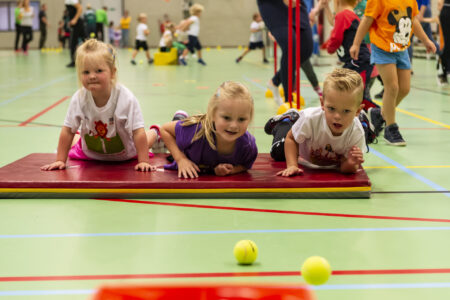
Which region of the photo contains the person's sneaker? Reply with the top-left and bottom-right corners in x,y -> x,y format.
149,125 -> 168,153
374,88 -> 384,99
263,58 -> 269,64
148,58 -> 154,64
267,80 -> 283,105
358,110 -> 377,148
179,57 -> 187,65
130,60 -> 136,65
368,107 -> 385,136
264,108 -> 300,135
384,123 -> 406,146
437,74 -> 448,86
172,110 -> 189,121
198,58 -> 206,66
66,62 -> 75,68
236,56 -> 242,63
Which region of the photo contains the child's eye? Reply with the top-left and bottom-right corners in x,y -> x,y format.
327,107 -> 335,112
223,116 -> 231,121
96,69 -> 103,73
238,117 -> 247,122
344,109 -> 351,114
82,71 -> 89,75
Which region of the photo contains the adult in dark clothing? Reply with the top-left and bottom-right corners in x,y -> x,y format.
65,0 -> 85,67
39,3 -> 48,49
257,0 -> 314,103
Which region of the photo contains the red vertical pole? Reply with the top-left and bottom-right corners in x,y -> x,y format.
288,0 -> 293,107
296,0 -> 301,109
274,41 -> 277,76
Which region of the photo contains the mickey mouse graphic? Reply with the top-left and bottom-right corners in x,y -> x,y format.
388,7 -> 413,47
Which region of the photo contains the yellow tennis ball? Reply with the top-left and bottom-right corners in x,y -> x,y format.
233,240 -> 258,265
301,256 -> 331,285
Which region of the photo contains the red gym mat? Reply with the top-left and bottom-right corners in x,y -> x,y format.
0,153 -> 371,199
93,283 -> 315,300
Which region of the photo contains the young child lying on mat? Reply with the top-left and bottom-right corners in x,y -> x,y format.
264,68 -> 367,175
160,81 -> 258,179
41,39 -> 158,172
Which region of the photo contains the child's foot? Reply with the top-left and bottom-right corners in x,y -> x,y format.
149,125 -> 168,153
263,58 -> 269,64
368,107 -> 385,136
358,110 -> 377,148
264,108 -> 300,135
130,60 -> 136,65
148,58 -> 154,64
198,58 -> 206,66
384,123 -> 406,146
236,56 -> 242,63
179,57 -> 187,65
374,88 -> 384,99
172,110 -> 189,121
267,80 -> 283,105
437,74 -> 448,86
313,85 -> 323,97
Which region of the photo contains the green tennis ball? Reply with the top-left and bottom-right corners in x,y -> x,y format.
301,256 -> 331,285
233,240 -> 258,265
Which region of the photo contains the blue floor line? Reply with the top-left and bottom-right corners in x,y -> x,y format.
1,226 -> 450,239
369,148 -> 450,197
0,74 -> 73,107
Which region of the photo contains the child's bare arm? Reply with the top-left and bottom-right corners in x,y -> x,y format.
133,127 -> 156,172
161,121 -> 200,178
277,130 -> 303,177
41,126 -> 74,171
412,18 -> 436,54
340,146 -> 364,173
350,16 -> 373,60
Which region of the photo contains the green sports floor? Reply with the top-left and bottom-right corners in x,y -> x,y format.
0,47 -> 449,299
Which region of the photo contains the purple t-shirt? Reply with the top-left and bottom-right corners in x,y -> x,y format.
165,121 -> 258,173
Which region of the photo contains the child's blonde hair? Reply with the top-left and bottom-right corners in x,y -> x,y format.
75,39 -> 117,86
323,68 -> 364,106
181,81 -> 254,150
189,3 -> 204,16
340,0 -> 358,7
138,13 -> 147,22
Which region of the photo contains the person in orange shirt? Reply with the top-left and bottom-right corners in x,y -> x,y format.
120,10 -> 131,48
350,0 -> 436,146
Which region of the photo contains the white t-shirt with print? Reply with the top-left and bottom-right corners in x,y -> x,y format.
186,15 -> 200,36
159,29 -> 172,47
249,21 -> 264,43
64,84 -> 145,161
136,23 -> 148,41
291,107 -> 366,169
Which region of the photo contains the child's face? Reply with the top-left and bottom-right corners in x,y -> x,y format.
320,88 -> 362,136
80,59 -> 115,96
213,98 -> 252,145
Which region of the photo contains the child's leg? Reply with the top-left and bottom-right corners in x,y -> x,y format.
396,68 -> 411,107
375,63 -> 398,126
146,128 -> 159,149
197,49 -> 202,59
131,49 -> 138,60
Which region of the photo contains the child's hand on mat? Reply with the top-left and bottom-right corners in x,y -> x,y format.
135,162 -> 157,172
277,165 -> 303,177
215,163 -> 233,176
347,146 -> 364,166
41,161 -> 66,171
178,158 -> 200,178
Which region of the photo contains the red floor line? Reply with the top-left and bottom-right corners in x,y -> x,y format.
1,269 -> 450,282
19,96 -> 69,127
97,199 -> 450,224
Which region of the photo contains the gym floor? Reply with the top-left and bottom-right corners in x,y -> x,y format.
0,47 -> 449,299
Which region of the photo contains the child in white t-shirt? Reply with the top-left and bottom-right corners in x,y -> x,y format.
264,68 -> 368,174
41,39 -> 158,172
131,13 -> 153,65
159,22 -> 189,65
180,3 -> 206,65
236,13 -> 268,64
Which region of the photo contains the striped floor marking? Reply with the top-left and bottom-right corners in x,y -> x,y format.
1,226 -> 450,239
98,199 -> 450,223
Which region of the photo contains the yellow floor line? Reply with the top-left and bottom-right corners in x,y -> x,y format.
373,100 -> 450,129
